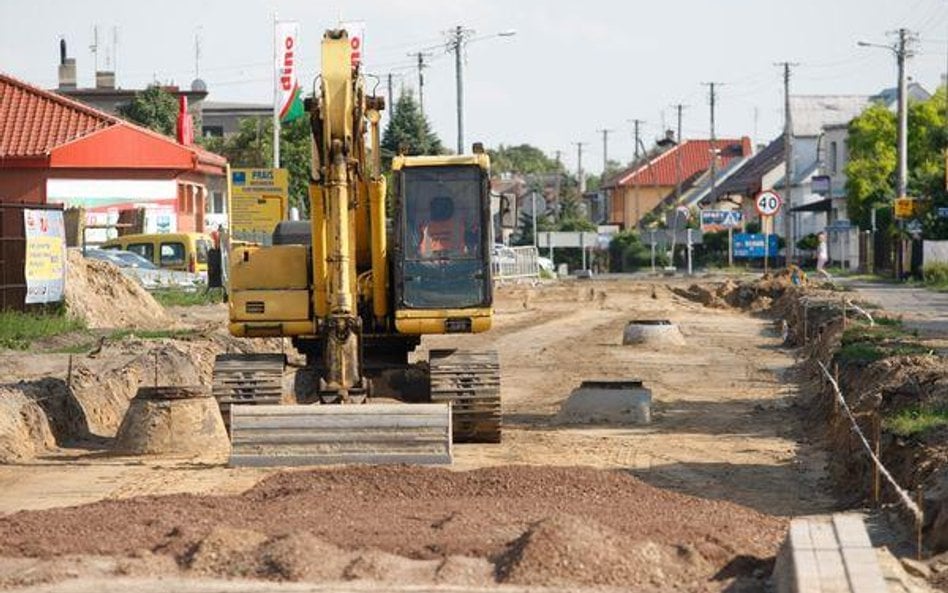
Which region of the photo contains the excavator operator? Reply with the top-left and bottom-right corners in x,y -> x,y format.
418,196 -> 477,258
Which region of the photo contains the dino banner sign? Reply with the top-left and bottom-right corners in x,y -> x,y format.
341,21 -> 365,68
275,20 -> 303,123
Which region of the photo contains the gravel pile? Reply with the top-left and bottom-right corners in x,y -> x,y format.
0,465 -> 785,590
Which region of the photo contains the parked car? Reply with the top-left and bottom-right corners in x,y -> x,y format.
100,232 -> 212,273
103,250 -> 158,270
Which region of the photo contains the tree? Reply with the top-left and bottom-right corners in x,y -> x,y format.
381,91 -> 442,168
846,90 -> 948,237
117,86 -> 178,136
198,116 -> 312,215
488,144 -> 557,175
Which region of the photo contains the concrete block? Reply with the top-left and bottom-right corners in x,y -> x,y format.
832,514 -> 872,549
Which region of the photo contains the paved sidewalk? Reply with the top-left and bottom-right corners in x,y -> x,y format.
843,281 -> 948,338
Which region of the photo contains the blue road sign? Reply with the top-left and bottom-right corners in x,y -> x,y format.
732,233 -> 779,259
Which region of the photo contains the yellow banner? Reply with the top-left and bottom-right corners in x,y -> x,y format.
26,236 -> 64,280
230,168 -> 288,234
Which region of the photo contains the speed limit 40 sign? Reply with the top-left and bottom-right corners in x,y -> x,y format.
755,190 -> 782,216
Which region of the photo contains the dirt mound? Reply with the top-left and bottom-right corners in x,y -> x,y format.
673,273 -> 802,312
65,249 -> 172,329
114,387 -> 229,459
258,531 -> 351,581
187,527 -> 268,578
0,387 -> 56,462
0,466 -> 786,588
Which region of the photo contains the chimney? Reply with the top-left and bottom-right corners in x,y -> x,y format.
57,39 -> 76,89
176,95 -> 194,145
95,70 -> 115,89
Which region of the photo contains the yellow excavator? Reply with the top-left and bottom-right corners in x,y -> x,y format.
212,29 -> 500,466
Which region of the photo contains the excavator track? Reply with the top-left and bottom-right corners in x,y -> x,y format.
211,353 -> 286,431
429,349 -> 501,443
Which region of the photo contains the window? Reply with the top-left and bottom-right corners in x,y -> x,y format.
398,165 -> 489,310
202,125 -> 224,137
160,242 -> 186,266
127,243 -> 154,261
830,141 -> 838,175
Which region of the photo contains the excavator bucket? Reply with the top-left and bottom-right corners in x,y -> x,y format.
228,403 -> 453,467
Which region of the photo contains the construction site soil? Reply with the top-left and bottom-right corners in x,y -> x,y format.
0,465 -> 783,591
5,260 -> 946,591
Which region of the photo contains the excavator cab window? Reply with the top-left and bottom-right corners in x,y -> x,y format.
396,164 -> 491,310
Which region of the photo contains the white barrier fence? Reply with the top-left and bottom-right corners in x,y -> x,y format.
492,246 -> 540,280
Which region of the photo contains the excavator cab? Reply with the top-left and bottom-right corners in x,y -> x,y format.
392,156 -> 494,335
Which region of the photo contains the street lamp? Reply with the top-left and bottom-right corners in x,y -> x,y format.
448,27 -> 517,154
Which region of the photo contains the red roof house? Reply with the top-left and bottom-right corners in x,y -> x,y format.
602,138 -> 752,229
0,72 -> 227,239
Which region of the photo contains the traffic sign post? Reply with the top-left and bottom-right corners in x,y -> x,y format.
755,191 -> 782,273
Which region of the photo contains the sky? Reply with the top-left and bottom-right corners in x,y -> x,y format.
2,0 -> 947,174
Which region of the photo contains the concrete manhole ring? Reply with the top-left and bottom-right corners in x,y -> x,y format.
622,319 -> 685,346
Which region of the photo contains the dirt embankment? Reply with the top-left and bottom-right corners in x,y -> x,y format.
0,465 -> 785,592
1,251 -> 284,463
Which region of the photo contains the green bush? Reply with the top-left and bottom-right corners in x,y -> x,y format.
922,262 -> 948,286
797,233 -> 819,251
885,405 -> 948,437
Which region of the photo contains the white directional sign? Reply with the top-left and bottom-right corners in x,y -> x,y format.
755,190 -> 782,216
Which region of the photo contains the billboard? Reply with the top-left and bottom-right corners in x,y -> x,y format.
229,168 -> 289,239
700,210 -> 743,232
23,209 -> 66,304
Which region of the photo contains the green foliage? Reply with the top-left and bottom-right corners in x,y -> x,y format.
838,321 -> 929,363
488,144 -> 558,175
797,233 -> 820,251
117,86 -> 178,136
885,405 -> 948,437
198,117 -> 312,215
846,89 -> 948,237
608,230 -> 664,272
922,262 -> 948,287
381,91 -> 442,167
0,307 -> 85,350
151,288 -> 225,307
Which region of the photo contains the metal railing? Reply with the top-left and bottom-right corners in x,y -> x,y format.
492,245 -> 541,280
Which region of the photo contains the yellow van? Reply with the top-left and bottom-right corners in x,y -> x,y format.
101,232 -> 213,273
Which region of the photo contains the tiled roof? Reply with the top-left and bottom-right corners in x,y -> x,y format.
607,138 -> 752,189
0,72 -> 116,158
0,72 -> 225,170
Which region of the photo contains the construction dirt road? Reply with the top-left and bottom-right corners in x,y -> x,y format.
0,275 -> 900,592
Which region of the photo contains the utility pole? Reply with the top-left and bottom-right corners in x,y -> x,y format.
702,83 -> 722,200
598,129 -> 613,178
554,150 -> 563,203
629,119 -> 645,228
858,29 -> 917,279
671,104 -> 687,202
895,29 -> 913,200
776,62 -> 799,263
411,51 -> 432,116
387,73 -> 394,121
448,26 -> 474,154
574,142 -> 587,194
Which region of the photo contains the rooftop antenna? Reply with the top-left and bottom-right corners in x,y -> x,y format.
194,26 -> 203,78
112,26 -> 119,80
